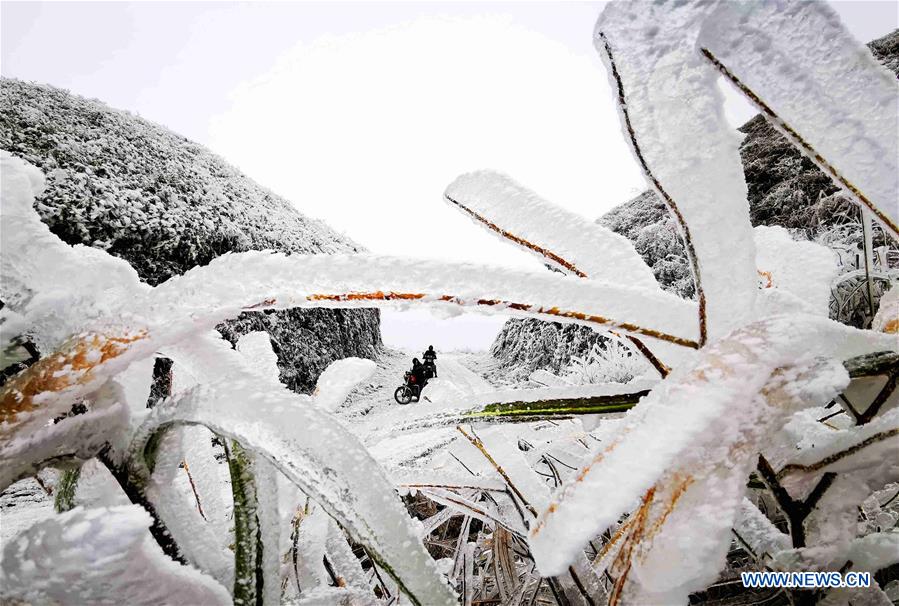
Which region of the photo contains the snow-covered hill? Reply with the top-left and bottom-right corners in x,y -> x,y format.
492,29 -> 899,381
0,78 -> 381,392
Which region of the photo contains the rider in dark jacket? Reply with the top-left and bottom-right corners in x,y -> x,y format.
423,345 -> 437,377
411,358 -> 427,392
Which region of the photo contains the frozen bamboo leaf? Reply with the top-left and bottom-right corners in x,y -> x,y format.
0,151 -> 149,353
293,502 -> 330,591
445,170 -> 659,288
773,406 -> 899,496
325,517 -> 372,592
135,335 -> 456,606
253,453 -> 282,606
468,426 -> 551,513
144,427 -> 234,590
733,497 -> 791,562
380,381 -> 656,436
143,251 -> 699,348
697,1 -> 899,236
0,382 -> 129,491
529,315 -> 893,601
597,1 -> 758,342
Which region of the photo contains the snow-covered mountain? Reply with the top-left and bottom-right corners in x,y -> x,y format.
0,78 -> 381,393
492,29 -> 899,381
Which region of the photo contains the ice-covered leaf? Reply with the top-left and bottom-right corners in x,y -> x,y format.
144,251 -> 700,348
0,381 -> 128,491
596,1 -> 758,342
698,1 -> 899,236
529,315 -> 893,601
733,497 -> 791,562
136,335 -> 456,605
144,425 -> 234,590
0,151 -> 148,352
378,380 -> 656,435
445,170 -> 660,288
773,406 -> 899,497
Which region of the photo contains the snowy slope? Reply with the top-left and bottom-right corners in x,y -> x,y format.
0,78 -> 381,392
492,29 -> 899,379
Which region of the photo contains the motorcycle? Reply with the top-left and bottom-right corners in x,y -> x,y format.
394,371 -> 421,405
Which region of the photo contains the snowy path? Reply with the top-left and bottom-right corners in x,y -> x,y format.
338,351 -> 496,469
434,357 -> 492,394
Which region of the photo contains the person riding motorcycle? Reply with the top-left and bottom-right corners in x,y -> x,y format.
410,358 -> 428,394
422,345 -> 437,378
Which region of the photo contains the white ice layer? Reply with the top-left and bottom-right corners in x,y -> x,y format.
528,315 -> 893,598
596,1 -> 758,340
0,151 -> 149,353
698,1 -> 899,232
236,331 -> 281,383
734,497 -> 791,561
0,385 -> 129,491
143,251 -> 698,348
753,225 -> 839,317
0,505 -> 231,605
445,170 -> 660,288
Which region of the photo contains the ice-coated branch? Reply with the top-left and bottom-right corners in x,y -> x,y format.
757,454 -> 835,548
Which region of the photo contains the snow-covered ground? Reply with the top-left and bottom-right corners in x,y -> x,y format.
336,349 -> 501,468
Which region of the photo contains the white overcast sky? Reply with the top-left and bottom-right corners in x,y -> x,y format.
2,1 -> 897,352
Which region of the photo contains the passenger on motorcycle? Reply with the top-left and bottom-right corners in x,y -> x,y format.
410,357 -> 428,391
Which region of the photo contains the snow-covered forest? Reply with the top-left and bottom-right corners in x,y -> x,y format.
1,2 -> 898,606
